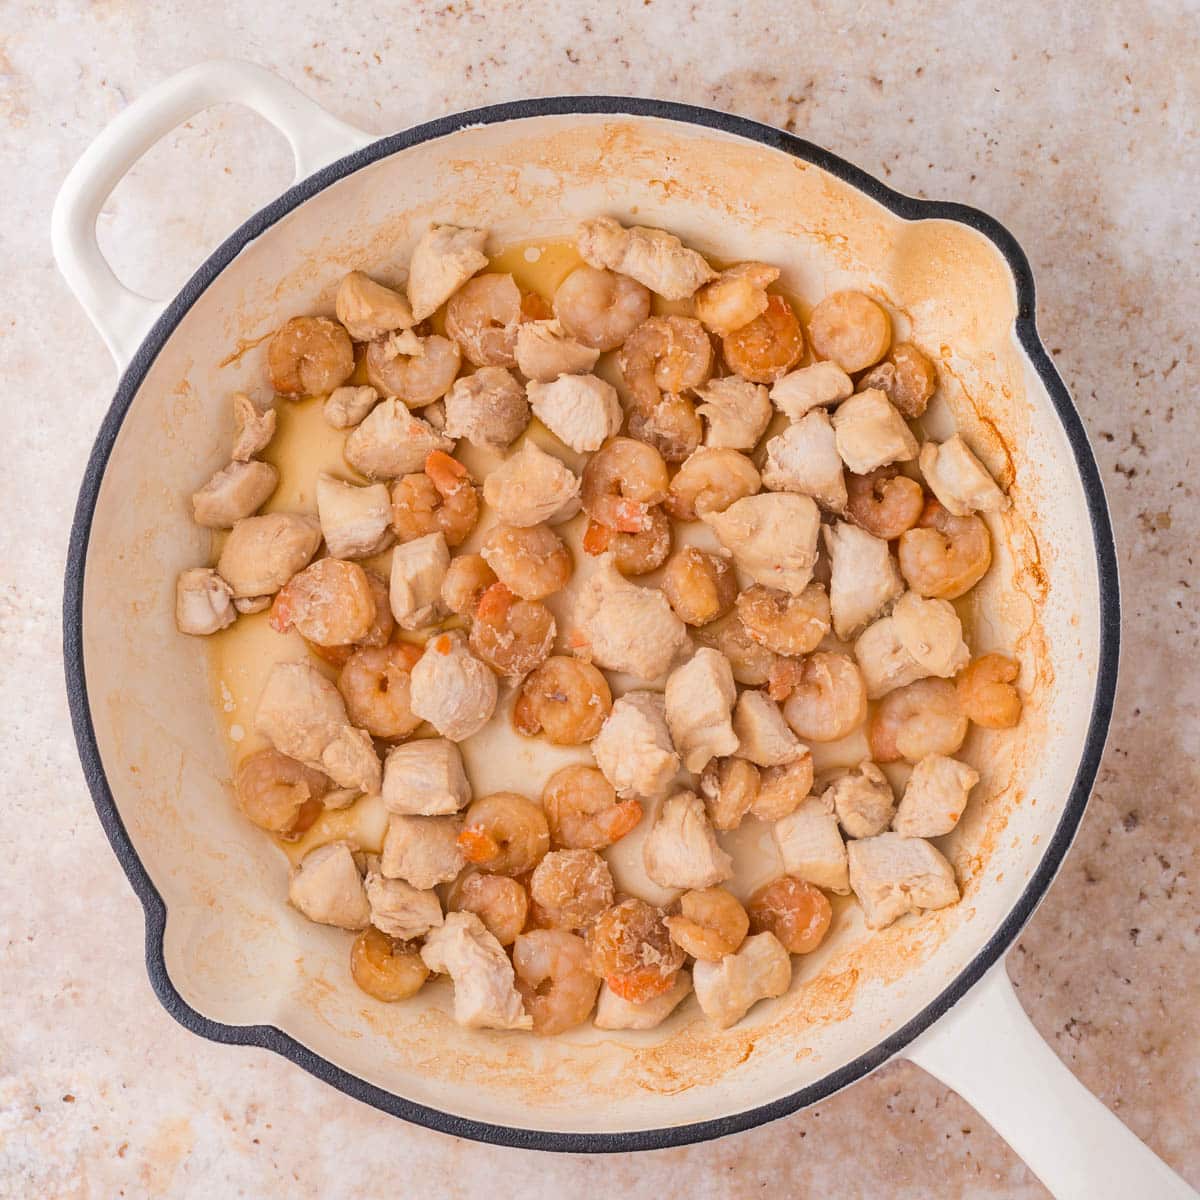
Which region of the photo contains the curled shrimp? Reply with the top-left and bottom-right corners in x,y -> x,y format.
513,657 -> 613,745
665,887 -> 749,962
694,262 -> 780,336
582,508 -> 671,575
626,392 -> 704,463
700,755 -> 761,830
736,583 -> 831,657
665,447 -> 760,521
617,315 -> 713,409
457,792 -> 550,875
350,926 -> 429,1001
337,641 -> 424,739
806,290 -> 891,373
269,558 -> 376,647
441,553 -> 498,616
661,546 -> 738,626
391,450 -> 480,547
553,264 -> 651,351
694,610 -> 778,686
365,332 -> 462,407
444,273 -> 531,367
868,677 -> 968,763
580,437 -> 670,532
747,876 -> 832,954
468,582 -> 556,678
304,568 -> 394,666
898,498 -> 992,599
234,748 -> 329,837
268,316 -> 354,397
956,653 -> 1022,728
529,849 -> 615,930
446,869 -> 529,946
777,652 -> 868,743
542,764 -> 642,849
846,466 -> 926,539
480,522 -> 573,600
751,752 -> 815,821
513,929 -> 601,1035
721,294 -> 804,383
589,897 -> 684,1002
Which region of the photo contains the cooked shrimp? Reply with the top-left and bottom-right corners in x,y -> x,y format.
956,653 -> 1022,728
626,392 -> 704,463
541,764 -> 642,849
617,315 -> 713,409
747,876 -> 832,954
694,611 -> 778,686
898,498 -> 992,600
868,677 -> 968,763
365,333 -> 462,407
582,508 -> 671,575
457,792 -> 550,875
446,870 -> 529,946
580,437 -> 670,532
441,553 -> 498,616
846,466 -> 925,539
268,316 -> 354,396
444,273 -> 528,367
700,756 -> 761,830
721,294 -> 804,383
807,290 -> 891,373
391,450 -> 480,547
778,652 -> 868,743
752,754 -> 815,821
588,897 -> 685,1002
529,849 -> 615,930
234,748 -> 329,837
661,546 -> 738,626
306,569 -> 394,665
480,522 -> 573,600
337,641 -> 424,739
694,262 -> 780,336
553,264 -> 651,351
269,558 -> 376,647
513,659 -> 613,746
468,582 -> 556,678
860,341 -> 938,418
736,583 -> 831,657
350,926 -> 430,1001
513,929 -> 601,1035
665,447 -> 760,521
665,887 -> 750,961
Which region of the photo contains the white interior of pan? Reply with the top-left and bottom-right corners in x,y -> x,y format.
81,113 -> 1102,1132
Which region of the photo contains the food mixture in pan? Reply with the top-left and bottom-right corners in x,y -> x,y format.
178,216 -> 1022,1035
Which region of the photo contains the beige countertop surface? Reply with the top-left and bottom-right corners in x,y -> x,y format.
1,2 -> 1196,1196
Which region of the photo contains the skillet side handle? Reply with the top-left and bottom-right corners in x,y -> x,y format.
51,59 -> 374,368
905,962 -> 1196,1200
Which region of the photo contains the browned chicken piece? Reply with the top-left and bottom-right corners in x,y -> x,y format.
853,592 -> 969,699
481,440 -> 581,527
324,385 -> 378,430
761,410 -> 847,512
695,377 -> 772,451
665,648 -> 739,773
514,320 -> 601,381
191,460 -> 278,528
823,521 -> 904,641
389,531 -> 449,630
892,754 -> 979,838
175,567 -> 236,636
694,611 -> 778,686
772,794 -> 850,893
526,374 -> 622,452
858,342 -> 938,419
831,388 -> 919,475
287,842 -> 370,930
231,392 -> 276,460
443,367 -> 530,450
692,932 -> 791,1029
643,791 -> 734,891
591,691 -> 679,800
769,361 -> 853,420
702,493 -> 821,596
576,216 -> 716,300
335,270 -> 415,341
216,512 -> 321,598
732,689 -> 802,767
380,814 -> 465,889
344,400 -> 454,479
846,833 -> 959,929
918,436 -> 1010,516
406,225 -> 489,322
409,632 -> 498,741
825,762 -> 895,839
381,738 -> 471,815
593,970 -> 693,1030
364,869 -> 443,940
316,473 -> 392,559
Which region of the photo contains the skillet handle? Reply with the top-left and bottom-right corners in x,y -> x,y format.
905,962 -> 1196,1199
51,59 -> 374,368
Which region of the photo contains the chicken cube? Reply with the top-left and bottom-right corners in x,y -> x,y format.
854,593 -> 969,699
389,531 -> 450,630
481,440 -> 581,527
381,738 -> 471,815
406,225 -> 489,322
665,648 -> 739,773
594,970 -> 693,1030
761,410 -> 847,511
692,932 -> 791,1029
443,367 -> 530,450
175,567 -> 236,636
335,270 -> 415,341
576,216 -> 716,300
231,392 -> 276,460
526,373 -> 622,453
364,870 -> 443,940
772,794 -> 849,893
216,512 -> 321,598
702,493 -> 821,595
191,460 -> 278,529
853,616 -> 927,699
380,814 -> 465,889
643,791 -> 734,891
514,319 -> 601,382
893,754 -> 979,838
316,473 -> 392,559
591,691 -> 679,800
409,632 -> 498,741
324,385 -> 379,430
919,435 -> 1010,517
695,377 -> 772,451
288,842 -> 370,930
846,832 -> 959,929
732,689 -> 802,767
344,400 -> 454,479
831,388 -> 919,475
769,361 -> 854,420
825,762 -> 895,839
823,521 -> 904,640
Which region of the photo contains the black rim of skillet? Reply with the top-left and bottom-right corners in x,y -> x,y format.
62,95 -> 1120,1153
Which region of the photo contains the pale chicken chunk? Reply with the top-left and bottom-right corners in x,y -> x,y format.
576,215 -> 716,300
443,367 -> 529,450
344,400 -> 454,479
514,319 -> 601,382
406,225 -> 489,322
823,521 -> 904,640
175,567 -> 236,636
592,691 -> 679,800
919,435 -> 1010,516
692,932 -> 791,1029
852,615 -> 927,699
316,473 -> 392,559
420,911 -> 532,1030
216,513 -> 321,598
846,833 -> 959,929
191,460 -> 278,528
702,493 -> 821,595
761,410 -> 847,511
772,794 -> 849,893
769,361 -> 854,420
695,377 -> 772,451
825,762 -> 895,839
382,738 -> 471,815
893,754 -> 979,838
288,842 -> 370,930
380,814 -> 465,889
643,791 -> 733,891
831,388 -> 919,475
594,970 -> 693,1031
335,270 -> 415,341
482,440 -> 581,527
854,593 -> 969,699
324,385 -> 378,430
231,392 -> 276,460
732,689 -> 802,767
409,632 -> 498,741
389,531 -> 450,630
526,373 -> 622,453
665,648 -> 738,773
364,870 -> 443,940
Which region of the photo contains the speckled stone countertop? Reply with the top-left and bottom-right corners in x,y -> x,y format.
1,2 -> 1196,1196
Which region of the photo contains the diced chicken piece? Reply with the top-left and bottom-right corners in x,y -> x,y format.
420,911 -> 532,1030
761,410 -> 847,511
773,794 -> 849,893
573,557 -> 688,679
344,400 -> 454,479
255,662 -> 382,793
893,754 -> 979,838
853,616 -> 926,699
335,270 -> 415,341
694,262 -> 779,336
695,377 -> 772,451
231,392 -> 276,460
380,814 -> 465,889
702,493 -> 821,595
482,440 -> 581,527
769,361 -> 854,420
191,460 -> 278,529
287,843 -> 370,930
324,385 -> 379,430
854,593 -> 969,699
175,567 -> 236,636
443,367 -> 530,451
514,319 -> 601,381
406,225 -> 489,322
576,215 -> 716,300
594,970 -> 693,1030
732,689 -> 802,767
216,513 -> 322,598
692,932 -> 791,1029
665,648 -> 738,773
382,738 -> 471,815
643,791 -> 733,891
831,388 -> 919,475
526,373 -> 622,453
823,521 -> 904,640
389,531 -> 450,630
316,473 -> 392,559
364,870 -> 443,940
592,691 -> 679,800
919,435 -> 1010,516
825,762 -> 895,839
409,632 -> 498,741
846,833 -> 959,929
